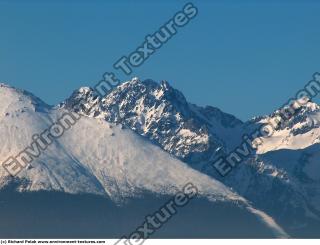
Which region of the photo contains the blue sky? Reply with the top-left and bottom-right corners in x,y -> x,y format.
0,0 -> 320,120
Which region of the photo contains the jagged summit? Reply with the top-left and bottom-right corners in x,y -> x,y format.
62,78 -> 244,164
273,96 -> 320,118
248,96 -> 320,155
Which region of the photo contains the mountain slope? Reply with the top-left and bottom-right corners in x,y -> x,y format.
61,78 -> 320,236
257,144 -> 320,236
63,78 -> 243,167
0,83 -> 288,238
248,99 -> 320,154
0,83 -> 240,200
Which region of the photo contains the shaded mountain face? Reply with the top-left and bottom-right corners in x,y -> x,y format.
256,144 -> 320,234
228,98 -> 320,233
62,78 -> 320,236
223,99 -> 320,232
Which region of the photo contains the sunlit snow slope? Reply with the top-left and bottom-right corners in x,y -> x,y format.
0,83 -> 289,238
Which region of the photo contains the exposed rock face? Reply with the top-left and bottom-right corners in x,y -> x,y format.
63,78 -> 243,165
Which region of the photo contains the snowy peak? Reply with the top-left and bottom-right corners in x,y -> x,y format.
157,79 -> 189,107
250,97 -> 320,154
0,83 -> 50,117
271,97 -> 320,125
63,78 -> 245,164
116,77 -> 189,111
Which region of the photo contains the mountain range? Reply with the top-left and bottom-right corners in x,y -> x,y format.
1,78 -> 320,238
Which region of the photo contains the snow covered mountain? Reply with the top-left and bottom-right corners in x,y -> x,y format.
61,77 -> 320,237
0,83 -> 242,200
237,99 -> 320,236
62,78 -> 244,168
2,78 -> 320,237
0,82 -> 288,238
248,98 -> 320,154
